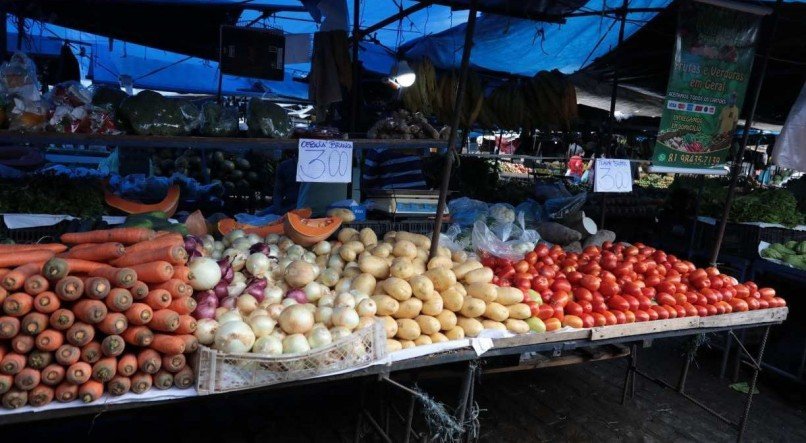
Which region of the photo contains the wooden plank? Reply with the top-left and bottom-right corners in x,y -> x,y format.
590,317 -> 699,341
698,307 -> 788,328
492,328 -> 590,349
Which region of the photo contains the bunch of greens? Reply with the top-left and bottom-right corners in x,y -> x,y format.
0,175 -> 105,217
729,188 -> 804,226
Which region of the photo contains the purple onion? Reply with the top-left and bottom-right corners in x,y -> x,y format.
220,296 -> 237,309
194,290 -> 217,306
193,303 -> 217,319
189,249 -> 203,259
218,258 -> 234,283
184,236 -> 199,253
245,278 -> 268,301
249,242 -> 270,255
213,280 -> 229,299
286,289 -> 308,304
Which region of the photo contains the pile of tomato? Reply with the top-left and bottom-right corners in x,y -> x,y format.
481,242 -> 786,331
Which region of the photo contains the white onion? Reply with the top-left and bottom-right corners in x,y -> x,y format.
318,268 -> 340,287
310,264 -> 321,280
232,237 -> 252,252
269,329 -> 286,341
356,298 -> 377,317
278,237 -> 294,251
194,318 -> 219,345
228,250 -> 248,271
334,292 -> 356,308
232,271 -> 247,285
278,304 -> 315,334
357,316 -> 376,330
265,233 -> 280,244
224,229 -> 245,246
302,303 -> 317,313
276,281 -> 289,292
331,307 -> 360,330
335,277 -> 353,293
281,298 -> 298,307
350,290 -> 369,303
285,261 -> 316,288
217,310 -> 242,324
315,306 -> 334,326
188,257 -> 222,291
313,241 -> 331,256
248,308 -> 269,320
245,253 -> 271,278
245,233 -> 262,245
213,320 -> 255,353
327,255 -> 345,270
303,282 -> 325,303
267,244 -> 281,259
214,307 -> 229,319
211,251 -> 222,260
287,245 -> 305,257
342,267 -> 360,279
329,326 -> 352,340
213,240 -> 225,252
248,315 -> 277,337
302,251 -> 317,264
266,303 -> 285,320
252,335 -> 283,355
318,293 -> 335,308
282,333 -> 311,354
236,294 -> 259,315
263,286 -> 284,305
306,327 -> 332,349
227,281 -> 246,298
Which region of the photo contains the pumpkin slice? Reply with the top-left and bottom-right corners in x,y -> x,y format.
217,208 -> 313,237
284,212 -> 342,247
105,185 -> 181,217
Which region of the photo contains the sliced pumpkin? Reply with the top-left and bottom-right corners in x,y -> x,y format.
104,185 -> 181,217
217,208 -> 313,237
284,212 -> 342,247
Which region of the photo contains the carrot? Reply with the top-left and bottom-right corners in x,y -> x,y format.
125,234 -> 182,255
101,335 -> 125,357
0,243 -> 67,254
125,303 -> 153,325
14,368 -> 40,390
0,316 -> 20,338
91,357 -> 117,382
62,228 -> 155,245
55,345 -> 80,366
73,299 -> 108,324
83,277 -> 110,300
21,312 -> 48,335
42,257 -> 69,281
2,263 -> 43,291
23,275 -> 49,296
130,281 -> 150,300
1,353 -> 26,375
49,309 -> 75,330
0,286 -> 7,305
0,344 -> 5,361
66,322 -> 95,347
41,364 -> 65,386
137,349 -> 162,374
172,266 -> 190,283
11,335 -> 34,354
0,250 -> 54,268
3,292 -> 33,317
80,342 -> 102,364
35,330 -> 64,352
149,309 -> 179,332
0,375 -> 11,396
131,372 -> 153,394
173,366 -> 194,389
153,369 -> 174,390
111,245 -> 188,268
63,258 -> 109,275
168,296 -> 197,316
152,279 -> 190,299
144,289 -> 172,310
33,291 -> 59,314
161,354 -> 186,373
63,242 -> 125,262
98,312 -> 128,335
105,288 -> 133,312
108,375 -> 131,396
89,266 -> 137,288
117,354 -> 138,377
78,380 -> 104,403
55,381 -> 78,403
175,315 -> 197,335
54,276 -> 84,301
121,326 -> 154,347
2,389 -> 28,409
29,384 -> 54,407
129,261 -> 174,283
65,362 -> 92,384
150,334 -> 186,355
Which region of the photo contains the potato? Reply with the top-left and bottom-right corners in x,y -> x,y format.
338,228 -> 359,243
339,247 -> 357,262
351,273 -> 377,296
436,310 -> 457,331
373,283 -> 387,296
427,256 -> 453,270
463,267 -> 494,284
383,277 -> 413,301
507,303 -> 531,320
395,298 -> 423,319
452,250 -> 468,263
483,302 -> 509,322
452,260 -> 482,280
410,275 -> 435,301
389,257 -> 415,280
328,208 -> 356,223
384,256 -> 394,267
436,246 -> 452,258
386,339 -> 402,352
460,297 -> 487,318
429,332 -> 449,343
411,259 -> 427,275
380,315 -> 398,338
400,340 -> 416,349
481,320 -> 507,331
359,255 -> 389,279
383,231 -> 397,242
467,283 -> 497,303
415,315 -> 441,335
415,248 -> 429,262
359,228 -> 378,247
344,240 -> 365,254
372,295 -> 399,316
457,317 -> 483,337
421,296 -> 443,316
425,268 -> 457,292
455,283 -> 467,296
496,287 -> 525,306
505,319 -> 530,334
342,266 -> 361,279
357,316 -> 376,330
392,240 -> 417,259
371,244 -> 391,258
414,335 -> 433,346
357,251 -> 372,262
396,319 -> 421,340
440,286 -> 464,312
395,231 -> 431,249
445,326 -> 465,340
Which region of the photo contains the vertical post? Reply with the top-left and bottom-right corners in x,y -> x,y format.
0,9 -> 7,61
737,326 -> 771,442
217,26 -> 224,103
710,0 -> 781,265
350,0 -> 361,133
429,1 -> 478,259
686,174 -> 706,258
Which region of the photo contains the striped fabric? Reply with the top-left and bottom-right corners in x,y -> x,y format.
362,148 -> 427,190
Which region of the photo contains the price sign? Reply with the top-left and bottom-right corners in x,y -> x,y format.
296,139 -> 353,183
593,158 -> 633,193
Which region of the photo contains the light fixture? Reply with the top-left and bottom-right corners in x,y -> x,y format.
389,60 -> 416,88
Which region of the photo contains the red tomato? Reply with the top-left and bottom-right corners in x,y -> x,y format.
580,313 -> 595,328
773,297 -> 787,307
572,287 -> 593,302
728,298 -> 749,312
589,300 -> 607,313
634,309 -> 650,322
531,276 -> 550,292
721,286 -> 736,301
636,295 -> 652,311
551,279 -> 571,293
525,251 -> 538,265
592,291 -> 605,304
708,275 -> 724,289
600,281 -> 621,297
746,297 -> 761,310
562,315 -> 584,329
702,289 -> 720,305
759,288 -> 776,298
705,304 -> 718,316
695,293 -> 708,307
651,306 -> 669,320
580,275 -> 601,292
612,310 -> 627,324
565,301 -> 584,317
623,310 -> 636,323
551,290 -> 570,308
641,287 -> 657,299
514,272 -> 533,281
714,302 -> 726,315
674,292 -> 688,305
682,302 -> 699,317
689,269 -> 707,282
590,312 -> 607,327
704,266 -> 719,277
757,298 -> 769,309
514,260 -> 529,274
691,277 -> 710,290
746,281 -> 758,292
664,305 -> 678,319
544,317 -> 561,331
537,304 -> 555,320
529,302 -> 542,318
602,310 -> 618,325
717,300 -> 733,313
553,306 -> 565,321
657,281 -> 676,296
539,267 -> 556,279
541,289 -> 554,303
674,305 -> 687,318
622,295 -> 640,312
607,295 -> 630,311
565,271 -> 583,284
499,265 -> 516,279
622,281 -> 642,297
657,293 -> 676,306
542,257 -> 555,266
686,292 -> 699,304
515,278 -> 531,290
577,300 -> 593,313
695,305 -> 708,317
600,271 -> 617,282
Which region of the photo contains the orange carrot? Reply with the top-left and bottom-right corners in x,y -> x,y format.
112,245 -> 188,268
129,261 -> 174,283
60,258 -> 108,275
66,322 -> 95,347
125,303 -> 153,325
131,372 -> 153,394
26,349 -> 52,369
0,316 -> 20,339
150,309 -> 179,332
21,312 -> 48,335
35,330 -> 64,352
121,326 -> 154,347
2,263 -> 43,291
168,296 -> 196,315
175,315 -> 197,335
11,335 -> 34,354
105,288 -> 133,312
63,242 -> 125,262
62,228 -> 155,245
151,279 -> 190,299
108,375 -> 131,396
14,367 -> 40,390
80,342 -> 102,364
92,357 -> 117,382
161,354 -> 186,373
150,334 -> 186,355
29,384 -> 54,407
55,345 -> 80,366
173,366 -> 194,389
172,266 -> 190,283
0,374 -> 11,395
41,364 -> 65,386
2,389 -> 28,409
0,343 -> 4,361
0,286 -> 7,305
144,289 -> 172,310
0,250 -> 54,268
0,243 -> 67,254
137,349 -> 162,374
1,353 -> 26,375
55,382 -> 78,403
32,291 -> 59,314
178,334 -> 198,353
49,309 -> 74,330
101,335 -> 125,358
89,266 -> 137,288
66,362 -> 92,384
41,257 -> 69,281
117,354 -> 138,377
78,380 -> 104,403
3,292 -> 33,317
130,281 -> 149,300
54,276 -> 84,301
97,312 -> 128,335
154,369 -> 174,390
72,299 -> 108,324
125,234 -> 182,255
25,276 -> 50,297
83,277 -> 111,300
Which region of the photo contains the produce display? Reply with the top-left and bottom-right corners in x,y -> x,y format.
150,148 -> 276,195
0,175 -> 106,218
760,240 -> 806,270
366,109 -> 441,140
498,162 -> 532,175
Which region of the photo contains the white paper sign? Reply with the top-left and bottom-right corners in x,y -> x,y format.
296,139 -> 353,183
594,158 -> 633,193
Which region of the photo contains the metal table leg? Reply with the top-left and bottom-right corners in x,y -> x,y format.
720,331 -> 733,379
737,326 -> 771,442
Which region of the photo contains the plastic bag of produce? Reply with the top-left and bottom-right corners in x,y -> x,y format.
48,81 -> 92,107
448,197 -> 489,227
118,90 -> 199,136
0,53 -> 41,101
515,199 -> 546,225
247,98 -> 291,138
534,180 -> 572,202
545,192 -> 587,220
91,85 -> 129,115
199,101 -> 239,137
488,202 -> 516,223
472,212 -> 539,260
8,96 -> 48,131
439,223 -> 473,252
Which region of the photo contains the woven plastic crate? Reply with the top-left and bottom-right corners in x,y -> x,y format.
759,227 -> 806,244
392,220 -> 446,235
194,323 -> 386,395
345,220 -> 392,238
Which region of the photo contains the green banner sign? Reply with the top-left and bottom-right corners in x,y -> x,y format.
652,0 -> 765,168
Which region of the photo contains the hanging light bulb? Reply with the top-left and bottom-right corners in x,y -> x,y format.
389,60 -> 416,88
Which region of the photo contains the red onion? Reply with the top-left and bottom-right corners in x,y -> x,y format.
184,236 -> 199,252
213,281 -> 229,299
189,249 -> 203,259
285,289 -> 308,304
220,296 -> 237,309
218,259 -> 234,283
250,242 -> 270,255
245,278 -> 268,301
193,303 -> 217,319
194,290 -> 218,307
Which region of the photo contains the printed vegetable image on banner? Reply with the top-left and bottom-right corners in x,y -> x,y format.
652,0 -> 767,168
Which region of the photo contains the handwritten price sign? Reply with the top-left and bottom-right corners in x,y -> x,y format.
594,158 -> 633,193
296,139 -> 353,183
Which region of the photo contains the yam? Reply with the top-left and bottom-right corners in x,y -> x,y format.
358,255 -> 389,279
467,283 -> 497,303
505,319 -> 530,334
395,319 -> 420,341
536,222 -> 582,246
372,295 -> 399,316
440,286 -> 464,312
389,258 -> 415,280
425,268 -> 457,292
415,315 -> 441,335
481,320 -> 507,331
507,303 -> 531,320
436,310 -> 457,331
409,275 -> 435,301
496,287 -> 525,306
483,302 -> 509,322
582,230 -> 617,248
568,213 -> 597,238
462,267 -> 493,284
395,298 -> 422,319
386,339 -> 402,352
445,326 -> 464,340
457,317 -> 483,337
460,297 -> 486,318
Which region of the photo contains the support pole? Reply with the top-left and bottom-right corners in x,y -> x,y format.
737,326 -> 771,442
686,175 -> 706,258
0,9 -> 7,61
429,0 -> 478,259
350,0 -> 361,132
710,0 -> 781,265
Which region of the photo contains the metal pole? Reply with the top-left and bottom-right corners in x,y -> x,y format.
737,326 -> 771,442
350,0 -> 361,132
428,1 -> 478,259
686,174 -> 706,258
710,0 -> 781,265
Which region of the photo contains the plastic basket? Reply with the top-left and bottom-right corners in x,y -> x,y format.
392,220 -> 446,235
0,220 -> 68,244
759,227 -> 806,244
345,220 -> 392,238
194,323 -> 386,395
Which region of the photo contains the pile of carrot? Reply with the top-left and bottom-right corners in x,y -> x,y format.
0,227 -> 197,410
